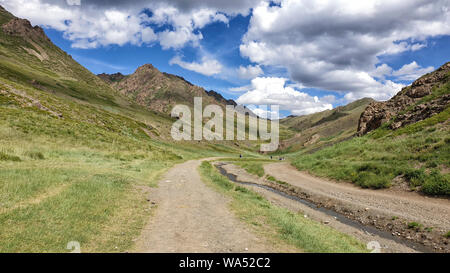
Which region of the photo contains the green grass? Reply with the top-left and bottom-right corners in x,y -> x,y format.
0,107 -> 238,253
277,98 -> 373,154
199,161 -> 367,253
266,175 -> 289,186
0,72 -> 246,253
288,79 -> 449,195
0,137 -> 181,252
0,124 -> 236,252
0,79 -> 238,252
407,222 -> 422,231
0,11 -> 262,253
393,107 -> 450,137
215,157 -> 281,178
291,115 -> 450,195
0,150 -> 21,161
23,151 -> 45,160
397,81 -> 449,117
235,161 -> 265,177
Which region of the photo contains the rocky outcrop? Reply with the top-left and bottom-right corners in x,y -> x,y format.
97,73 -> 126,84
206,90 -> 237,106
357,62 -> 450,136
1,17 -> 50,43
1,15 -> 53,63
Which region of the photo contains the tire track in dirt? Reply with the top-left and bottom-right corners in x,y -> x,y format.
263,162 -> 450,252
217,162 -> 420,253
265,163 -> 450,230
133,159 -> 294,253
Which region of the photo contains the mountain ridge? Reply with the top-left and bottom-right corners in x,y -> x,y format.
278,98 -> 375,153
98,64 -> 237,114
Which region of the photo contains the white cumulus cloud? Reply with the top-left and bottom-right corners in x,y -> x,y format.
169,56 -> 222,76
3,0 -> 449,112
370,61 -> 435,82
0,0 -> 237,49
240,0 -> 450,101
236,77 -> 334,116
237,64 -> 263,79
392,61 -> 435,81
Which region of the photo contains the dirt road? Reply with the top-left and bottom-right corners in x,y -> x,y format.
264,163 -> 450,231
260,162 -> 449,252
218,163 -> 419,253
133,159 -> 292,253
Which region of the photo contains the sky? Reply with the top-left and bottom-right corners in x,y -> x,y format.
1,0 -> 449,117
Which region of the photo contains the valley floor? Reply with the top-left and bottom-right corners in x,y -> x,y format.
215,161 -> 449,252
264,163 -> 450,232
134,158 -> 369,253
133,159 -> 294,253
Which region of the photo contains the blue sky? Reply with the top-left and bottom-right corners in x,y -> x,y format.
44,15 -> 254,96
3,0 -> 450,117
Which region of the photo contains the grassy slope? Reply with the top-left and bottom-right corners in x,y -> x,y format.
280,98 -> 373,130
290,83 -> 450,196
0,77 -> 238,252
277,98 -> 374,154
199,161 -> 367,253
0,8 -> 244,252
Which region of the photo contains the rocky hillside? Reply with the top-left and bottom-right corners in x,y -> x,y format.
98,65 -> 236,114
0,4 -> 238,120
0,5 -> 130,109
358,62 -> 450,135
205,90 -> 237,106
291,63 -> 449,197
0,5 -> 251,254
279,98 -> 374,153
0,5 -> 182,140
0,5 -> 258,149
97,72 -> 126,84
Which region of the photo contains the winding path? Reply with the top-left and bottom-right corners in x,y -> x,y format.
264,163 -> 450,231
133,159 -> 290,253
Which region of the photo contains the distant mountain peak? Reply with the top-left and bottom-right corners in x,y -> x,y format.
135,63 -> 156,72
98,63 -> 238,114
